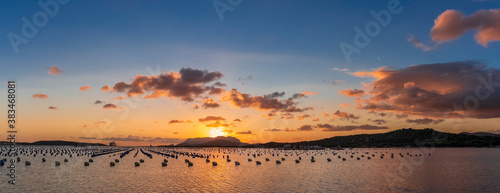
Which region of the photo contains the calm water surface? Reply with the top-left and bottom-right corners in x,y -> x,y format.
0,147 -> 499,192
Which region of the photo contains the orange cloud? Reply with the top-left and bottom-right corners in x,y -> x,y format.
297,125 -> 313,131
236,130 -> 252,134
340,103 -> 350,108
101,85 -> 111,92
317,124 -> 388,132
33,93 -> 48,99
338,89 -> 364,97
110,68 -> 223,101
168,120 -> 185,125
344,61 -> 500,119
301,91 -> 319,96
80,85 -> 91,91
94,121 -> 107,124
48,106 -> 58,110
198,116 -> 226,122
202,98 -> 220,109
332,110 -> 361,121
48,65 -> 63,75
350,67 -> 395,79
406,118 -> 444,125
296,114 -> 311,120
103,103 -> 118,109
205,121 -> 229,128
223,89 -> 311,112
431,9 -> 500,46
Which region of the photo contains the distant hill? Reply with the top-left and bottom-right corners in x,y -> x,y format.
262,128 -> 500,148
0,140 -> 107,146
177,136 -> 248,147
460,132 -> 500,137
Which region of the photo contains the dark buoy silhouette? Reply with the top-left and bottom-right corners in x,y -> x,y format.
25,161 -> 31,166
162,162 -> 168,166
64,159 -> 68,162
212,162 -> 218,166
265,158 -> 270,161
89,159 -> 93,163
235,161 -> 240,165
327,158 -> 332,162
42,158 -> 46,162
187,162 -> 193,166
135,162 -> 140,166
256,161 -> 261,165
295,159 -> 300,163
84,162 -> 89,166
110,162 -> 115,166
55,161 -> 61,166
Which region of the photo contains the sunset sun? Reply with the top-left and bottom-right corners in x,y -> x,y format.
209,128 -> 227,137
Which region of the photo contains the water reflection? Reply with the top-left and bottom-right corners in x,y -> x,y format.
0,147 -> 498,192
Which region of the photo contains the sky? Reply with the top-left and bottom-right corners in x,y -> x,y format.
1,0 -> 500,146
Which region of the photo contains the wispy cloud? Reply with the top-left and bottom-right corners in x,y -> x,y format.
33,93 -> 48,99
80,85 -> 91,91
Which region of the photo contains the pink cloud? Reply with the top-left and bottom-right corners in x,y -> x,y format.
33,93 -> 48,99
431,9 -> 500,47
80,85 -> 91,91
